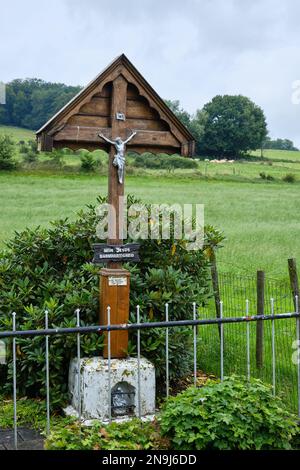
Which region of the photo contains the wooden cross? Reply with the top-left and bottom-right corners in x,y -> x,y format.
35,54 -> 196,358
98,76 -> 136,359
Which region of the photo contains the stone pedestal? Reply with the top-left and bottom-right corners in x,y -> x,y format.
67,357 -> 156,423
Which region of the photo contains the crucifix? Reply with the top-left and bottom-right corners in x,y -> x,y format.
95,75 -> 139,359
99,131 -> 137,184
36,54 -> 196,360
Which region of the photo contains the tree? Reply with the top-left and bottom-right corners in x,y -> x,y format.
165,100 -> 206,155
165,99 -> 192,129
0,79 -> 82,130
200,95 -> 267,158
0,135 -> 16,170
263,137 -> 298,151
188,109 -> 207,155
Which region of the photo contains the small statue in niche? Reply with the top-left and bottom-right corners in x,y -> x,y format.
99,131 -> 137,184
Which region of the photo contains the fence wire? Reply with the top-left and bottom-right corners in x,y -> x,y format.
201,272 -> 298,412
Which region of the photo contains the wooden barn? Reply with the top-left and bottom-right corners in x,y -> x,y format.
36,54 -> 195,156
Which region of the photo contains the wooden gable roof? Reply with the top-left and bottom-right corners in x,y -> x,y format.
36,54 -> 195,156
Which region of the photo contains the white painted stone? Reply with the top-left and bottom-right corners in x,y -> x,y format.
68,357 -> 156,422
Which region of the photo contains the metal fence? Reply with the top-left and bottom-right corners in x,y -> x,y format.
0,298 -> 300,450
216,271 -> 294,316
202,271 -> 300,411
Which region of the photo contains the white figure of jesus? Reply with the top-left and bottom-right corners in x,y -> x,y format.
99,131 -> 137,184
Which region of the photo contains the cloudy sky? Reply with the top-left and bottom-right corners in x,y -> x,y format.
1,0 -> 300,144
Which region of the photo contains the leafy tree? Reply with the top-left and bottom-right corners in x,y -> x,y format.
165,100 -> 206,155
200,95 -> 267,158
188,109 -> 207,155
0,135 -> 16,170
165,100 -> 192,129
0,79 -> 82,130
263,137 -> 298,151
0,105 -> 5,123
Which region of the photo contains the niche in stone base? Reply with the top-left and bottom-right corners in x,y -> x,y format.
111,381 -> 135,417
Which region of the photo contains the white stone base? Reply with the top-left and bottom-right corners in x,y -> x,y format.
68,357 -> 156,422
64,405 -> 156,426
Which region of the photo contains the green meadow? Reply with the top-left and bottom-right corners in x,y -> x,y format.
0,125 -> 35,142
0,172 -> 299,280
0,125 -> 300,279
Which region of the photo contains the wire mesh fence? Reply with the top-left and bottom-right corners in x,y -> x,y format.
204,271 -> 294,316
201,271 -> 299,412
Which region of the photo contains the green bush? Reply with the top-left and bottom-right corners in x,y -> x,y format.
0,135 -> 16,170
160,375 -> 299,450
44,149 -> 65,168
28,139 -> 38,153
259,172 -> 274,181
18,141 -> 29,154
80,153 -> 97,172
0,396 -> 47,430
22,150 -> 38,164
282,173 -> 296,183
133,153 -> 198,170
0,196 -> 221,407
18,140 -> 38,155
45,418 -> 168,450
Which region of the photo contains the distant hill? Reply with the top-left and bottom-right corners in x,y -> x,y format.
0,79 -> 82,131
0,125 -> 35,142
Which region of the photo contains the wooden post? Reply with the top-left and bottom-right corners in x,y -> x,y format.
288,258 -> 299,311
107,75 -> 128,248
210,248 -> 221,337
100,268 -> 130,358
99,75 -> 130,359
256,270 -> 265,369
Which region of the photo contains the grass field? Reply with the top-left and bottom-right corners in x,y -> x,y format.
252,148 -> 300,161
0,172 -> 299,279
198,158 -> 300,182
0,124 -> 300,279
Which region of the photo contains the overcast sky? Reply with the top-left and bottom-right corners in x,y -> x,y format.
1,0 -> 300,145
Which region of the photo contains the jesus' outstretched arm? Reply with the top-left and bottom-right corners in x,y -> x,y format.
98,132 -> 115,145
124,131 -> 137,145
